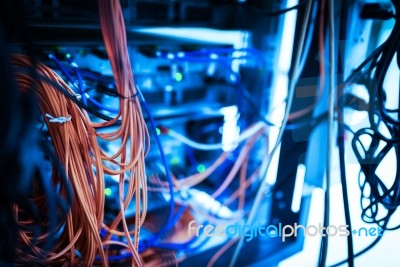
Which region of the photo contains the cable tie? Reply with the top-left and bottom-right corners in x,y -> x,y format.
46,113 -> 72,124
128,91 -> 138,99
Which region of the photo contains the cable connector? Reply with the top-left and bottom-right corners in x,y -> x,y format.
46,113 -> 72,124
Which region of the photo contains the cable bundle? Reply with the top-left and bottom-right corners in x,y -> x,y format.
12,55 -> 105,266
10,0 -> 149,265
149,122 -> 267,206
349,0 -> 400,231
97,0 -> 149,265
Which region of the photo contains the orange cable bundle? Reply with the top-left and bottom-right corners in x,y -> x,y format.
97,0 -> 149,265
11,0 -> 150,265
12,55 -> 106,266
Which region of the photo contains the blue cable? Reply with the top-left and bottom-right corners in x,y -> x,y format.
136,88 -> 177,247
71,63 -> 119,113
49,54 -> 78,87
102,236 -> 206,262
79,70 -> 114,83
103,224 -> 210,261
50,54 -> 119,113
138,205 -> 186,252
96,207 -> 207,261
85,96 -> 119,113
50,54 -> 178,251
70,62 -> 88,106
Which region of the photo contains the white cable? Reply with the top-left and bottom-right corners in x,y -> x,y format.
45,113 -> 72,124
228,0 -> 314,266
327,0 -> 335,208
164,122 -> 266,151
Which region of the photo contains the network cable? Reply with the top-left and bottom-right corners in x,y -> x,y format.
318,0 -> 334,265
336,0 -> 354,265
228,0 -> 314,266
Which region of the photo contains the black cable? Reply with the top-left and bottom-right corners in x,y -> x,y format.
351,130 -> 400,229
349,0 -> 400,232
318,0 -> 331,265
374,21 -> 400,126
344,44 -> 384,84
337,126 -> 355,266
329,237 -> 381,267
241,0 -> 317,128
243,0 -> 307,16
364,0 -> 400,143
337,0 -> 354,266
298,0 -> 318,74
341,4 -> 400,255
328,217 -> 390,267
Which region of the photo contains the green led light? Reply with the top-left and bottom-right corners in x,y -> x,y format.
171,157 -> 180,165
105,188 -> 112,196
66,53 -> 71,59
197,164 -> 206,173
175,72 -> 183,82
156,128 -> 161,135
